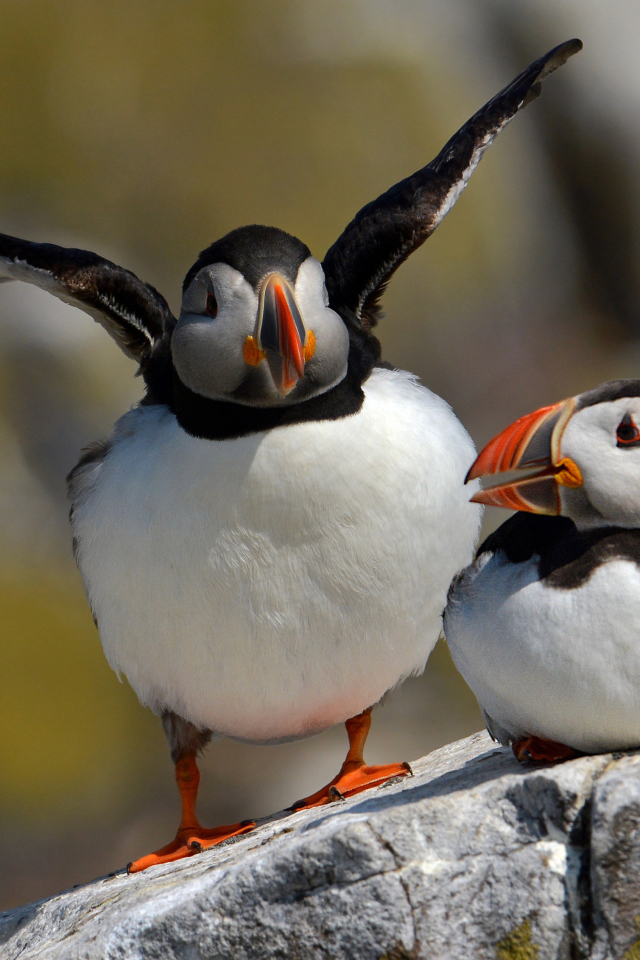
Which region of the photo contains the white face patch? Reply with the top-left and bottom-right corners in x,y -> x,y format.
172,263 -> 259,398
293,257 -> 349,393
561,397 -> 640,527
171,256 -> 349,407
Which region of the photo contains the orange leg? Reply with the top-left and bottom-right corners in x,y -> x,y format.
290,708 -> 412,811
128,752 -> 255,873
512,735 -> 582,764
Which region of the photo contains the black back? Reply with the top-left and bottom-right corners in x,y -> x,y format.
479,512 -> 640,590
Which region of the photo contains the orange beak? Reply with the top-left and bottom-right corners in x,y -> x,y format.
467,397 -> 583,514
254,273 -> 306,396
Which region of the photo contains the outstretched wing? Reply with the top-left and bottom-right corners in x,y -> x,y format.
323,39 -> 583,329
0,233 -> 175,362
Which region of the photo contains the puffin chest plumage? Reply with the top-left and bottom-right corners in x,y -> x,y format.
447,533 -> 640,753
70,367 -> 479,742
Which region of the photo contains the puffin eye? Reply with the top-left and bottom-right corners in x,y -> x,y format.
206,292 -> 218,318
616,413 -> 640,446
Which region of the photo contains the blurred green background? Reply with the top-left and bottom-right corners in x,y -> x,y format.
1,0 -> 639,909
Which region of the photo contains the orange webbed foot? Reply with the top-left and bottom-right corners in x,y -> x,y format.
291,759 -> 412,811
291,707 -> 412,811
512,736 -> 582,764
128,819 -> 256,873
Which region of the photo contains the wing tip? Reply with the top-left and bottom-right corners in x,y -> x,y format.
517,38 -> 582,112
322,37 -> 584,315
539,38 -> 583,79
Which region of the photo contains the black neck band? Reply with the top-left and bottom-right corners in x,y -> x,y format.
144,312 -> 381,441
172,368 -> 367,441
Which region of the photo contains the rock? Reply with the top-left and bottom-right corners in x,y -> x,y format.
1,732 -> 639,959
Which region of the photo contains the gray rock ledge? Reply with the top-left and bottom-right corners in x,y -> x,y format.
2,731 -> 640,959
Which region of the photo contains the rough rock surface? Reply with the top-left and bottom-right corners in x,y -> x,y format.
2,732 -> 640,959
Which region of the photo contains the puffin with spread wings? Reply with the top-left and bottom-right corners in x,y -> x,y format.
0,40 -> 580,871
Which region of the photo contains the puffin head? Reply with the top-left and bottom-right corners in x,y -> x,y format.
171,225 -> 350,407
467,380 -> 640,529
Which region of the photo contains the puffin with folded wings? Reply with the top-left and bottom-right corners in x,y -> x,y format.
0,40 -> 581,870
445,378 -> 640,764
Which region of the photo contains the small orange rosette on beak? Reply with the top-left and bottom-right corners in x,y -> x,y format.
467,397 -> 583,514
243,273 -> 315,396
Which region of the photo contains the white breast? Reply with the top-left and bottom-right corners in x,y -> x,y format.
71,368 -> 480,741
446,551 -> 640,752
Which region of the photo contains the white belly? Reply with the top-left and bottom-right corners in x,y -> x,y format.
71,368 -> 480,741
446,552 -> 640,752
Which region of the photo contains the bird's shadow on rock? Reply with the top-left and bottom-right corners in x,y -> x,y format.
296,744 -> 521,833
2,740 -> 624,934
0,902 -> 43,944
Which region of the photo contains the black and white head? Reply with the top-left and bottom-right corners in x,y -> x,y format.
467,380 -> 640,529
0,41 -> 581,435
172,225 -> 348,406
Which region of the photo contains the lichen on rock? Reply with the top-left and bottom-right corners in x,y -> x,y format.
496,918 -> 539,960
1,732 -> 640,959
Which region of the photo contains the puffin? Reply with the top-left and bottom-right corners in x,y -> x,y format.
445,378 -> 640,763
0,40 -> 580,871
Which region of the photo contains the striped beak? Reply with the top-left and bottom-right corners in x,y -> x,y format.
250,273 -> 306,396
466,398 -> 583,514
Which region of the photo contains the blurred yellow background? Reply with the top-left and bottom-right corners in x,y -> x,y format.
1,0 -> 639,909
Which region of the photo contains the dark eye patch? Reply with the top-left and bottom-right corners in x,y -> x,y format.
616,413 -> 640,447
206,292 -> 218,318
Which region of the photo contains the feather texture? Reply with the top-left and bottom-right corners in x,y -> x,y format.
446,514 -> 640,752
0,233 -> 175,363
70,367 -> 481,742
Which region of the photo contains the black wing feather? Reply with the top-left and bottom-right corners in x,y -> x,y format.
0,233 -> 175,363
323,39 -> 583,329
